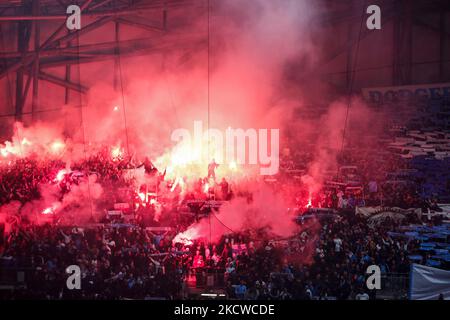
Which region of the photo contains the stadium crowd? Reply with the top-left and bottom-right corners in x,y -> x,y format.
0,199 -> 445,300
0,145 -> 448,300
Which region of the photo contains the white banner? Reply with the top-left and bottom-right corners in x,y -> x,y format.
410,264 -> 450,300
355,206 -> 421,218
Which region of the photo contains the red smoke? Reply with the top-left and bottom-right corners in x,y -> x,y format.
0,1 -> 383,250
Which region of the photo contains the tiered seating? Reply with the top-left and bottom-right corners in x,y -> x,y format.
382,96 -> 450,201
393,223 -> 450,268
410,157 -> 450,200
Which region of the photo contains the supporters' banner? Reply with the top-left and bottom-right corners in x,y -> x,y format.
306,208 -> 338,214
123,166 -> 146,183
85,223 -> 105,229
284,169 -> 306,175
110,223 -> 137,228
345,186 -> 363,193
362,82 -> 450,105
325,181 -> 346,188
145,227 -> 172,232
368,212 -> 406,226
114,203 -> 130,210
203,200 -> 225,208
433,204 -> 450,219
107,210 -> 122,216
297,214 -> 338,220
185,200 -> 225,209
355,206 -> 421,218
438,204 -> 450,212
409,264 -> 450,300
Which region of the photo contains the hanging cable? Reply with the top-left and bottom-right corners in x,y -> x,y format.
114,0 -> 131,159
162,58 -> 181,128
113,0 -> 138,213
340,1 -> 367,154
75,24 -> 94,220
207,0 -> 212,245
207,0 -> 211,153
203,2 -> 280,245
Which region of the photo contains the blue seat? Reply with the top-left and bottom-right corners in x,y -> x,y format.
408,255 -> 423,261
426,259 -> 441,267
429,234 -> 447,240
405,232 -> 419,237
421,243 -> 436,247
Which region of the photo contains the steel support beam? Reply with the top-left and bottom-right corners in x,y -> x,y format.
0,0 -> 204,117
0,1 -> 196,21
31,0 -> 40,120
65,30 -> 71,104
393,0 -> 412,85
15,2 -> 32,121
114,20 -> 119,91
439,11 -> 447,81
23,68 -> 88,94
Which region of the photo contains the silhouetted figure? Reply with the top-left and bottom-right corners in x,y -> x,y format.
220,177 -> 229,200
207,159 -> 219,182
138,157 -> 158,176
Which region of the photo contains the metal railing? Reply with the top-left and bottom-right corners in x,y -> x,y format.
376,273 -> 409,300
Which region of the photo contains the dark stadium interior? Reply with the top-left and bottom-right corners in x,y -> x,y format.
0,0 -> 449,301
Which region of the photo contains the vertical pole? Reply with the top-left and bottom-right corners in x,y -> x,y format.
346,1 -> 353,92
403,0 -> 412,84
31,0 -> 40,121
163,0 -> 167,31
114,21 -> 119,91
393,0 -> 412,86
65,34 -> 72,104
439,12 -> 446,82
64,32 -> 71,136
392,0 -> 400,85
15,25 -> 25,121
15,3 -> 31,121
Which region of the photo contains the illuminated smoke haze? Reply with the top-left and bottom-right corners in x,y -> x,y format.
0,1 -> 383,243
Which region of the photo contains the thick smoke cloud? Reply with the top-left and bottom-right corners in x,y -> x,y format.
174,184 -> 299,243
0,175 -> 104,228
0,1 -> 383,245
2,0 -> 320,164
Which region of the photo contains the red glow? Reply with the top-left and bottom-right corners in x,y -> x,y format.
173,232 -> 195,245
305,191 -> 313,208
111,146 -> 122,159
21,138 -> 31,146
305,197 -> 312,208
42,207 -> 54,215
50,140 -> 65,154
55,169 -> 67,182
